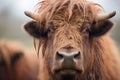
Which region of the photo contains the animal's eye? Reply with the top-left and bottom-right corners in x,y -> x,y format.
46,27 -> 55,38
86,28 -> 91,33
47,22 -> 55,33
81,22 -> 91,33
46,27 -> 55,34
46,28 -> 51,33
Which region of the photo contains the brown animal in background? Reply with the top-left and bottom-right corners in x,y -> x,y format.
0,40 -> 39,80
24,0 -> 120,80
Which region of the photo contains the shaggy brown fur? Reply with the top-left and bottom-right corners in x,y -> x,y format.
24,0 -> 120,80
0,40 -> 39,80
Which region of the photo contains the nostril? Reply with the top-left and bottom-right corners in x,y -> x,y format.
56,52 -> 64,60
74,52 -> 80,59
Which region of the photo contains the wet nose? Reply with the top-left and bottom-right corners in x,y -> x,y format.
56,47 -> 81,66
56,51 -> 80,61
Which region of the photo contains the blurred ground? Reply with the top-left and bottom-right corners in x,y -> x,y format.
0,0 -> 120,50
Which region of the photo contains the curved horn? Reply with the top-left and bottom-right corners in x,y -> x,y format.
24,11 -> 40,21
96,11 -> 116,21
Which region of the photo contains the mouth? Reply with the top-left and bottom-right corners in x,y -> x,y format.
55,68 -> 82,75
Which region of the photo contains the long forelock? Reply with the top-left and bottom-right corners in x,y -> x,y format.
36,0 -> 103,27
34,0 -> 105,61
34,0 -> 104,61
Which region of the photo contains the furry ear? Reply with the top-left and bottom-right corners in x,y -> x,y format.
11,51 -> 23,64
24,21 -> 48,39
90,20 -> 113,37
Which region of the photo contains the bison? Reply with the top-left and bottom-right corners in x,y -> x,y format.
0,40 -> 39,80
24,0 -> 120,80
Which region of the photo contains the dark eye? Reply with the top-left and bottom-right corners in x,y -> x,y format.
46,27 -> 51,33
46,27 -> 54,34
46,27 -> 55,37
47,22 -> 55,33
86,28 -> 91,33
81,22 -> 91,33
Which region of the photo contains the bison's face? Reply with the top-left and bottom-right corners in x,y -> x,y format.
24,6 -> 115,79
24,19 -> 114,78
0,42 -> 23,80
0,41 -> 38,80
44,23 -> 86,77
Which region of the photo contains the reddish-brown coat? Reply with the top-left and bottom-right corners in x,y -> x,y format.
0,40 -> 39,80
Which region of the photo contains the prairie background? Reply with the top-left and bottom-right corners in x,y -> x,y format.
0,0 -> 120,51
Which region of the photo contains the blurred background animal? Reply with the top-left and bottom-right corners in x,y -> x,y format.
0,40 -> 39,80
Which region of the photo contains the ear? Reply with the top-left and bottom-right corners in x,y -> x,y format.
11,51 -> 23,64
90,20 -> 113,37
24,21 -> 48,38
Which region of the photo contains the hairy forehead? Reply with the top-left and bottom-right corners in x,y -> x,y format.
51,9 -> 91,26
49,13 -> 92,31
37,0 -> 102,26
